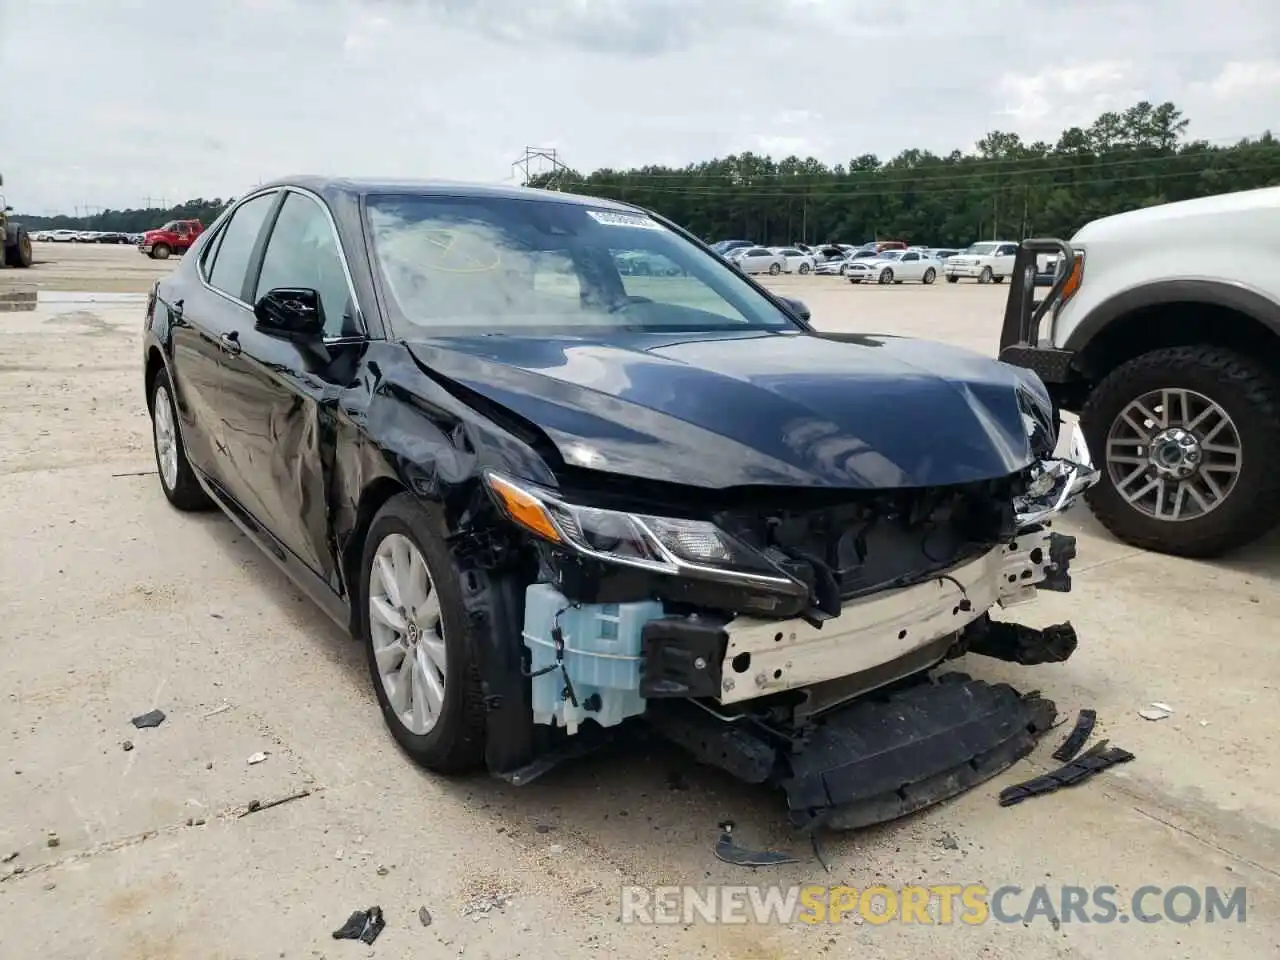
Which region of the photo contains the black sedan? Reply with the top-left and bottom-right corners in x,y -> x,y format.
142,178 -> 1094,825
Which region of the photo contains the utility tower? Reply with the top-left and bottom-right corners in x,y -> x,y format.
512,147 -> 571,190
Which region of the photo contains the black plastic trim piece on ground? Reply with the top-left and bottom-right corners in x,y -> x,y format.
1051,708 -> 1097,762
998,739 -> 1135,807
964,616 -> 1078,665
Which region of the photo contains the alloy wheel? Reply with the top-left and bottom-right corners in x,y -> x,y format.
368,533 -> 448,735
1104,387 -> 1243,522
152,384 -> 179,491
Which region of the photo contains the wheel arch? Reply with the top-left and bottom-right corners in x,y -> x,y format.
340,476 -> 409,636
1067,280 -> 1280,385
144,345 -> 167,412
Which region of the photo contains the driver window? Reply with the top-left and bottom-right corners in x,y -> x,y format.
255,191 -> 356,337
610,246 -> 735,319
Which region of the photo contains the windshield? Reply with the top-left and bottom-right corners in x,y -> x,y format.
965,243 -> 998,255
878,250 -> 903,260
366,195 -> 802,336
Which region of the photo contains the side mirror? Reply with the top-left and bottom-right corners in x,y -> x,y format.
254,287 -> 325,339
778,296 -> 811,322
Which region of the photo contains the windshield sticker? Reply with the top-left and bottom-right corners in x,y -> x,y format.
586,210 -> 662,230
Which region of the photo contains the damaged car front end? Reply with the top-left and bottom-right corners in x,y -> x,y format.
142,178 -> 1098,831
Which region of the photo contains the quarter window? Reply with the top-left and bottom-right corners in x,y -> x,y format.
255,191 -> 355,337
207,192 -> 276,300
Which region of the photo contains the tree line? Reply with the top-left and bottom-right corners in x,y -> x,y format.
16,101 -> 1280,246
527,101 -> 1280,246
15,198 -> 230,233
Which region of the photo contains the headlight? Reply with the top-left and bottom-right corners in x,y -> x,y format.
483,472 -> 805,594
1013,422 -> 1099,528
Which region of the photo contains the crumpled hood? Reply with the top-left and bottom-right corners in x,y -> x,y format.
403,330 -> 1047,490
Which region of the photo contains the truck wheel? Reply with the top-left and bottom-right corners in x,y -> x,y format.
4,227 -> 33,267
151,243 -> 171,260
979,267 -> 993,284
993,275 -> 1005,284
1080,345 -> 1280,557
947,275 -> 959,284
360,494 -> 487,772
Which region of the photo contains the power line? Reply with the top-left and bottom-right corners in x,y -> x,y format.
512,147 -> 571,190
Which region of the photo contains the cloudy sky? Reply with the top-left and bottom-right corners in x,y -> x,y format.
3,0 -> 1277,214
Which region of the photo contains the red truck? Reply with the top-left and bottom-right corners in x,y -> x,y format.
138,219 -> 203,260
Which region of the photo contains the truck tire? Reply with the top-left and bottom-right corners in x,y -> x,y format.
4,226 -> 33,267
1080,344 -> 1280,558
979,267 -> 993,284
151,243 -> 171,260
947,275 -> 959,283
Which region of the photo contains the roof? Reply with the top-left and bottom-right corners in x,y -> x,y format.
257,176 -> 638,211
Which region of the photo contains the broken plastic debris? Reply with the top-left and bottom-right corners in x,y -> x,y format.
331,906 -> 385,945
202,703 -> 232,719
713,821 -> 800,867
246,752 -> 269,765
419,906 -> 433,927
1,852 -> 16,863
131,709 -> 166,729
1139,703 -> 1172,721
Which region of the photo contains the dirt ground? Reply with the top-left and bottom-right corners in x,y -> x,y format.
2,244 -> 1279,958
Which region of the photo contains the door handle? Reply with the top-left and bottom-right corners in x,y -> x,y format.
219,331 -> 242,356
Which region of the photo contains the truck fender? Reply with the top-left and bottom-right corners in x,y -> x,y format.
1064,278 -> 1280,354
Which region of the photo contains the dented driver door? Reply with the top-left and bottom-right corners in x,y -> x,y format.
213,189 -> 364,588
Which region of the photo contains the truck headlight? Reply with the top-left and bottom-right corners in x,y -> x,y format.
483,471 -> 805,595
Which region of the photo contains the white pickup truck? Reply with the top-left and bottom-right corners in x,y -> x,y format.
997,186 -> 1280,558
944,241 -> 1020,283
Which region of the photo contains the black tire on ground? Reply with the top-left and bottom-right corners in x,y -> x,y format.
769,262 -> 781,275
798,263 -> 810,274
151,243 -> 171,260
4,227 -> 33,267
1080,344 -> 1280,558
947,275 -> 959,283
149,367 -> 212,511
923,268 -> 936,284
360,494 -> 488,771
879,268 -> 893,284
979,266 -> 993,284
993,275 -> 1005,284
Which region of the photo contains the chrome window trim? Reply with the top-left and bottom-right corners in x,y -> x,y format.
195,184 -> 369,343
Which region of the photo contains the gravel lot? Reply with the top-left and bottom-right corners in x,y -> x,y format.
2,244 -> 1279,958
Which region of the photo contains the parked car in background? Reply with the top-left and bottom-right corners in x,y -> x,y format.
733,246 -> 787,275
615,250 -> 684,276
710,239 -> 753,256
771,246 -> 815,274
813,245 -> 853,275
945,241 -> 1019,283
139,219 -> 204,260
847,249 -> 939,285
928,248 -> 961,263
47,229 -> 79,242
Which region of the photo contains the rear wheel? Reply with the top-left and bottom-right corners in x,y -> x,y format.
361,495 -> 487,771
4,227 -> 33,267
1080,344 -> 1280,557
922,268 -> 936,284
151,243 -> 171,260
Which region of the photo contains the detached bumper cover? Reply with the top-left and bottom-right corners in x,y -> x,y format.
784,674 -> 1056,829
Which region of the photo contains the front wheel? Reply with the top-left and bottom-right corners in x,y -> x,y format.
769,262 -> 781,275
361,495 -> 488,771
979,266 -> 993,284
878,268 -> 893,285
946,275 -> 959,284
1080,344 -> 1280,557
839,264 -> 848,276
798,263 -> 810,275
922,268 -> 936,284
150,368 -> 211,511
151,243 -> 171,260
